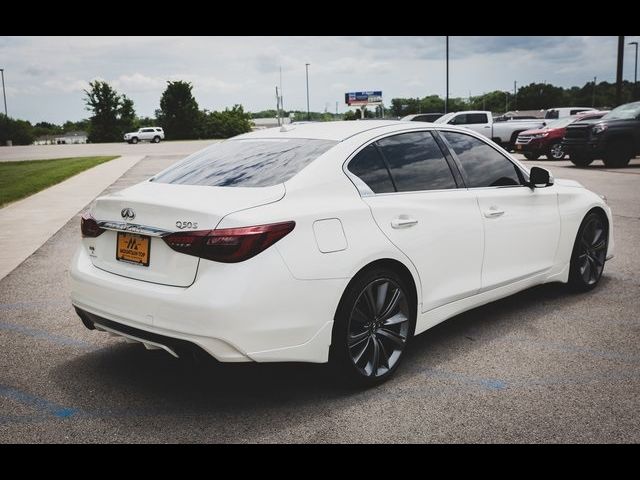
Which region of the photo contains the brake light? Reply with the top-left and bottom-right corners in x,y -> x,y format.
163,221 -> 295,263
81,213 -> 105,237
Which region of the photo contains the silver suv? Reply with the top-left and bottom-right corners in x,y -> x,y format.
124,127 -> 165,144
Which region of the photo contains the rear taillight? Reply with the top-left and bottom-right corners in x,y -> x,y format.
163,221 -> 295,263
81,213 -> 105,238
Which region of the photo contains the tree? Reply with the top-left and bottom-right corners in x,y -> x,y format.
119,94 -> 136,134
84,80 -> 136,143
0,114 -> 35,145
199,104 -> 252,138
157,80 -> 200,140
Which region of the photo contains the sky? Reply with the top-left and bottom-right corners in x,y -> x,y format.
1,36 -> 638,124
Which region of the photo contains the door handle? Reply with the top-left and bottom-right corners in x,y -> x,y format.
483,125 -> 491,128
391,217 -> 418,229
484,208 -> 505,218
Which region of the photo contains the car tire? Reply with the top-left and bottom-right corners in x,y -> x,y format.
329,267 -> 416,388
152,136 -> 160,143
131,137 -> 139,144
570,154 -> 594,167
547,142 -> 565,160
567,211 -> 608,292
524,152 -> 539,160
603,139 -> 632,168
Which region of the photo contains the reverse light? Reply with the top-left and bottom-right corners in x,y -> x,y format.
163,221 -> 295,263
592,123 -> 608,135
81,212 -> 106,238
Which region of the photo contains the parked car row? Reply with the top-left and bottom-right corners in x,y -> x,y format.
515,111 -> 609,160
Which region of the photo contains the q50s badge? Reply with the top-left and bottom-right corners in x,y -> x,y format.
176,221 -> 198,229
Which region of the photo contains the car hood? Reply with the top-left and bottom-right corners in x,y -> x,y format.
520,126 -> 562,135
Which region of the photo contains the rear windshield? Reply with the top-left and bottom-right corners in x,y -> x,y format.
153,138 -> 337,187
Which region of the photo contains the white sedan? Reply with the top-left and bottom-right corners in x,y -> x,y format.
71,121 -> 614,386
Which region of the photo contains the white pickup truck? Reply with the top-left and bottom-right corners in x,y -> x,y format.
434,111 -> 545,149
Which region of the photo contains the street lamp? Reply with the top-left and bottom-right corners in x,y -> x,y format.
629,41 -> 638,100
0,68 -> 8,146
305,63 -> 310,121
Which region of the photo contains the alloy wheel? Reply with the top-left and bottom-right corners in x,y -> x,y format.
347,278 -> 410,378
578,216 -> 607,285
549,143 -> 564,160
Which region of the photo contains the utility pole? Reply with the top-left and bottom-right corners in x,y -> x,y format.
275,86 -> 281,126
616,36 -> 624,106
445,36 -> 449,114
279,66 -> 284,113
335,101 -> 338,116
514,80 -> 517,110
1,68 -> 8,146
629,41 -> 638,100
592,76 -> 597,107
305,63 -> 310,121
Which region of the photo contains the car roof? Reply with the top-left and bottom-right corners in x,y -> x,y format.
233,120 -> 402,142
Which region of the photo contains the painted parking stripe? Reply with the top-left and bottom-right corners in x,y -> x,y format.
0,384 -> 78,418
0,321 -> 90,348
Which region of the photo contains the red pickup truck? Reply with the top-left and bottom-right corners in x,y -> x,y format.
515,111 -> 608,160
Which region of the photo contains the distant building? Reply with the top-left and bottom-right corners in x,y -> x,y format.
34,131 -> 88,145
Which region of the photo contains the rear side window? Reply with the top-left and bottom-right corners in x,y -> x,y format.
347,144 -> 395,194
154,138 -> 337,187
465,113 -> 488,124
376,131 -> 457,192
441,131 -> 523,188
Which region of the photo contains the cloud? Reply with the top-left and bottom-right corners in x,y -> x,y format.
2,35 -> 636,124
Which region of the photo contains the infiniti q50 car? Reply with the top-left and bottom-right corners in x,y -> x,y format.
71,121 -> 614,386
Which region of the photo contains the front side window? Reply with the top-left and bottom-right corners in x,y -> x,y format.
154,138 -> 337,187
441,131 -> 523,188
347,144 -> 395,194
376,131 -> 457,192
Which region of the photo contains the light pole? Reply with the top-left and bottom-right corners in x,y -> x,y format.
305,63 -> 310,121
514,80 -> 517,110
629,41 -> 638,100
445,36 -> 449,114
1,68 -> 7,146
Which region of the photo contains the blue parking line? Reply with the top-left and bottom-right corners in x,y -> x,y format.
0,385 -> 78,419
424,368 -> 508,390
0,321 -> 90,348
0,300 -> 68,311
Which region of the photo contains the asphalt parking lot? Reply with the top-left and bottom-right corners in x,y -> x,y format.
0,150 -> 639,443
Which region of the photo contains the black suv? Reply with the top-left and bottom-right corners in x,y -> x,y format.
562,101 -> 640,167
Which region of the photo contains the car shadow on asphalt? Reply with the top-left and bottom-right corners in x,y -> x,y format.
49,278 -> 611,414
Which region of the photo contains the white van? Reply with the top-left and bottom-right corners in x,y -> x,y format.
544,107 -> 596,119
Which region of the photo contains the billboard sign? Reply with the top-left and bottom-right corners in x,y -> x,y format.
345,91 -> 383,106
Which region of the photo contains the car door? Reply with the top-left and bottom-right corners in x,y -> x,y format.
440,130 -> 561,290
347,131 -> 484,313
140,128 -> 153,140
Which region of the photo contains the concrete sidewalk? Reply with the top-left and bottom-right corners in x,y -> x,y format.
0,155 -> 144,280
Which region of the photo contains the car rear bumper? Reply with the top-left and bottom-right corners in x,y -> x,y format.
70,245 -> 345,363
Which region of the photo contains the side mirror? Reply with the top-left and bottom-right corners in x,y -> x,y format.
529,166 -> 554,188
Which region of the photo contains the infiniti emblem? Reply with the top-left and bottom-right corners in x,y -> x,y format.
121,208 -> 135,221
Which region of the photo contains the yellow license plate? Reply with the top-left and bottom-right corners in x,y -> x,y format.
116,232 -> 150,266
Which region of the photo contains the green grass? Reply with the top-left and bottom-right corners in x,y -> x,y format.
0,156 -> 118,207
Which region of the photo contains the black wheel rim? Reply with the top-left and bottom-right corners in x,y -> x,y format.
550,143 -> 564,159
347,278 -> 410,378
578,217 -> 607,285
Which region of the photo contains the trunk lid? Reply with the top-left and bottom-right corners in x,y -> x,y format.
87,181 -> 285,287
